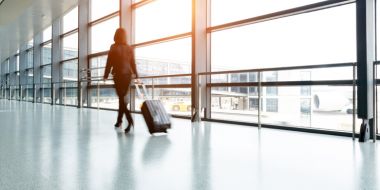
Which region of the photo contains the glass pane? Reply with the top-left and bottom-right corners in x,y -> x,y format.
42,43 -> 52,65
89,87 -> 118,109
90,0 -> 119,21
42,65 -> 51,83
135,0 -> 191,43
22,84 -> 34,102
62,32 -> 78,60
43,26 -> 52,42
15,72 -> 20,85
42,83 -> 51,103
61,82 -> 78,106
27,69 -> 34,84
90,16 -> 119,53
211,85 -> 356,132
63,6 -> 78,33
134,88 -> 191,116
89,55 -> 112,83
62,60 -> 78,81
211,5 -> 356,71
26,49 -> 33,69
262,86 -> 355,132
212,0 -> 325,26
135,38 -> 191,76
4,59 -> 9,73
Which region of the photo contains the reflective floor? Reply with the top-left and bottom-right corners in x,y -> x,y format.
0,100 -> 379,190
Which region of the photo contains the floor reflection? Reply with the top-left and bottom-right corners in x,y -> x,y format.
358,143 -> 378,189
113,133 -> 136,190
191,122 -> 211,190
142,135 -> 171,166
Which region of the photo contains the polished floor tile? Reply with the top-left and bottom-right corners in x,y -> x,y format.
0,100 -> 379,190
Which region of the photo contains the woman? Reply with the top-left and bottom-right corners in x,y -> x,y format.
103,28 -> 139,133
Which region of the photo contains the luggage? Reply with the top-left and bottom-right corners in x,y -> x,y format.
135,82 -> 171,134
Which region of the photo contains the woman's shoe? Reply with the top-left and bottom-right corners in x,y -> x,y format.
114,122 -> 122,128
124,123 -> 134,133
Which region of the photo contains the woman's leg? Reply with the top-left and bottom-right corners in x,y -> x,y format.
116,95 -> 124,124
124,77 -> 134,125
115,77 -> 125,125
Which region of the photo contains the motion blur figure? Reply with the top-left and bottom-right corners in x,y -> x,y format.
104,28 -> 139,133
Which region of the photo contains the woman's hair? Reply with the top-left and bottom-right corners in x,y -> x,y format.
114,28 -> 127,44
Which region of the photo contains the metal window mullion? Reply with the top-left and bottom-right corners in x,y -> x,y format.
78,0 -> 90,108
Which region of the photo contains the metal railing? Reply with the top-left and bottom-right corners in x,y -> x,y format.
2,61 -> 379,140
79,68 -> 192,111
197,62 -> 359,139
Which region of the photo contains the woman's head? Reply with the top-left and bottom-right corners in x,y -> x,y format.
114,28 -> 127,44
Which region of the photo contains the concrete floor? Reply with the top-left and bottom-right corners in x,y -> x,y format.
0,99 -> 379,190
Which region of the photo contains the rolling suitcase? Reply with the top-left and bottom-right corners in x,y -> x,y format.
135,82 -> 171,134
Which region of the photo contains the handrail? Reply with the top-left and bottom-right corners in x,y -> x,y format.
207,80 -> 355,87
139,73 -> 192,79
199,62 -> 355,76
81,73 -> 192,81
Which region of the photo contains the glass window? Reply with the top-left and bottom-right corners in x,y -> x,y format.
211,0 -> 325,26
42,65 -> 51,83
135,38 -> 191,77
90,0 -> 119,21
43,26 -> 52,42
266,98 -> 278,112
89,87 -> 117,109
62,32 -> 78,60
90,16 -> 119,53
89,56 -> 113,84
42,43 -> 52,65
135,0 -> 191,43
26,69 -> 34,84
63,6 -> 78,33
211,5 -> 356,71
4,59 -> 9,73
62,60 -> 78,81
134,88 -> 192,116
26,49 -> 33,69
90,55 -> 107,78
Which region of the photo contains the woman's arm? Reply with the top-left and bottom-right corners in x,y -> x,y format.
130,48 -> 138,78
103,46 -> 114,79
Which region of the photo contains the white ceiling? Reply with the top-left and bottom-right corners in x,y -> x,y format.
0,0 -> 78,63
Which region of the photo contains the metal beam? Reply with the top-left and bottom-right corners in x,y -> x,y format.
192,0 -> 210,122
33,33 -> 42,103
78,0 -> 90,108
356,0 -> 376,142
51,18 -> 62,105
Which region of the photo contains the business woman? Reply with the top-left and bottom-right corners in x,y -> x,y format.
103,28 -> 139,133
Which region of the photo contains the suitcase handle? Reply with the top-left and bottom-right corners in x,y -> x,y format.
134,81 -> 150,100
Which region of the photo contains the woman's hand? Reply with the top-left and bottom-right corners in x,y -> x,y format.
134,78 -> 142,84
